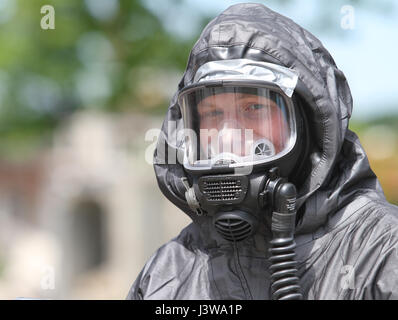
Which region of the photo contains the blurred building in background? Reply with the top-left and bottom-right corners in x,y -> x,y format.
0,0 -> 397,299
0,111 -> 191,299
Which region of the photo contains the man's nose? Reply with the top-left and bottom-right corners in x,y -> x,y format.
217,120 -> 244,153
219,127 -> 235,143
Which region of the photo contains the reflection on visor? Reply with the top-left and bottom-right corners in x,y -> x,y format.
179,85 -> 296,169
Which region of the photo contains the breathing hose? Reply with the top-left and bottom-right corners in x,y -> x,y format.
268,181 -> 302,300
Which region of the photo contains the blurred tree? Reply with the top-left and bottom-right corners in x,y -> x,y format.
0,0 -> 200,159
350,117 -> 398,205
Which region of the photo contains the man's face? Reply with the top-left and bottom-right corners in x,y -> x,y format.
197,92 -> 289,159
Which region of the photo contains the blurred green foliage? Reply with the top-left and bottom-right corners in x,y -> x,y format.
350,117 -> 398,205
0,0 -> 205,158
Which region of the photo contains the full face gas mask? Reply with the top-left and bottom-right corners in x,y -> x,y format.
177,59 -> 307,299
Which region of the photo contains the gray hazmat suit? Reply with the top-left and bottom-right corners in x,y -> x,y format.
127,3 -> 398,300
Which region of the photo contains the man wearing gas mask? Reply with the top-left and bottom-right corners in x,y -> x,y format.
127,3 -> 398,300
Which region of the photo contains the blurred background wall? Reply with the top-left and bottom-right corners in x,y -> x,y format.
0,0 -> 397,299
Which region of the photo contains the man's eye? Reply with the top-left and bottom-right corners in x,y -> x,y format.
201,110 -> 223,118
247,103 -> 266,111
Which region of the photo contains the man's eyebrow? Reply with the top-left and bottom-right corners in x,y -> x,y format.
198,101 -> 215,109
236,94 -> 277,105
235,93 -> 258,100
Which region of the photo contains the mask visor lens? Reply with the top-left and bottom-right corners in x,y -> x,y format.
179,85 -> 296,168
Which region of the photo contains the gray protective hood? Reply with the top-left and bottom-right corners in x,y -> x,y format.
153,2 -> 376,234
128,3 -> 398,300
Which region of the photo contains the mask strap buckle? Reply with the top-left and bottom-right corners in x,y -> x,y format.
181,177 -> 204,216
